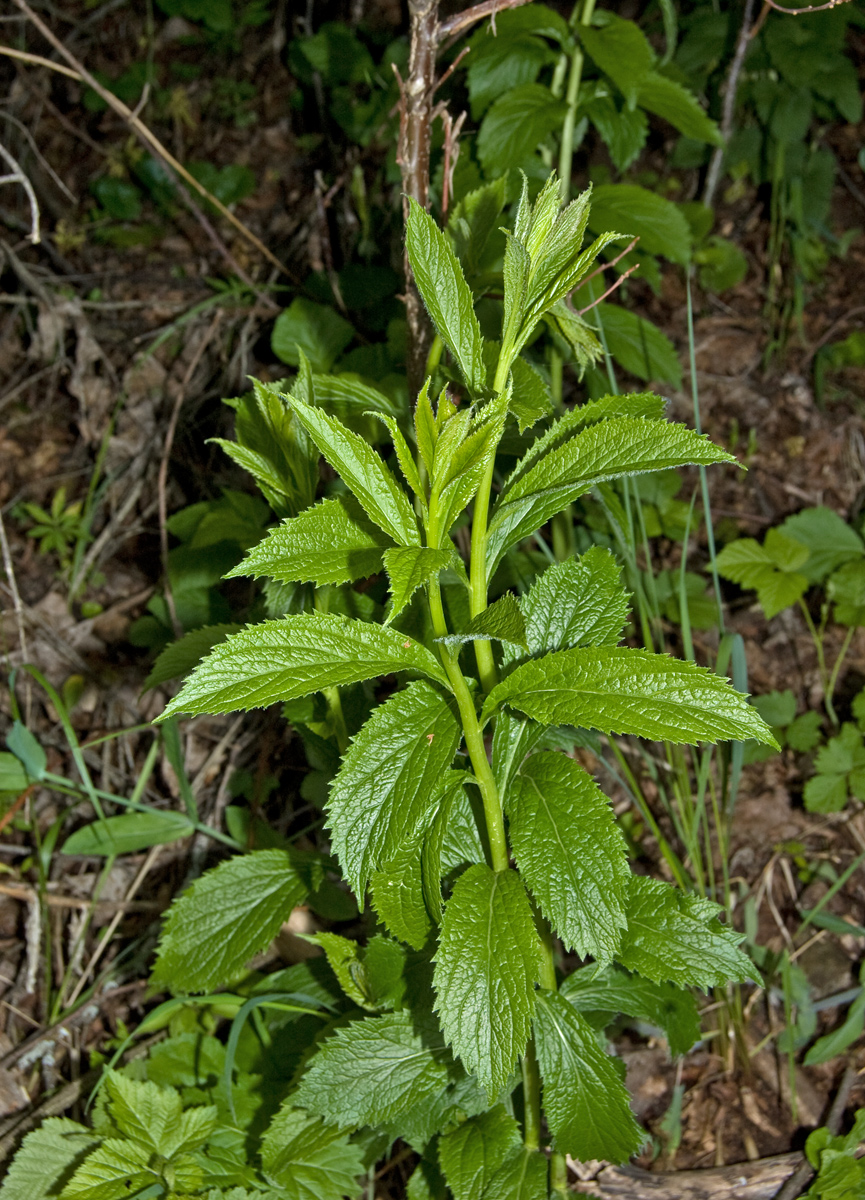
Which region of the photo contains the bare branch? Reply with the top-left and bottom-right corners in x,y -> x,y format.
0,139 -> 40,242
438,0 -> 533,41
577,262 -> 640,316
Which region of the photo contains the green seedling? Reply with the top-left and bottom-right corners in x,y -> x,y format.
15,487 -> 86,572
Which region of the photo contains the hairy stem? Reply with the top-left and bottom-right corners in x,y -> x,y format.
428,578 -> 509,872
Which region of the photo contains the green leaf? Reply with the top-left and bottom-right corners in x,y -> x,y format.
293,1011 -> 450,1127
482,1147 -> 549,1200
752,689 -> 797,728
638,71 -> 722,144
0,1118 -> 99,1200
371,831 -> 434,951
585,91 -> 648,172
787,711 -> 823,752
466,31 -> 556,119
448,177 -> 508,278
143,624 -> 241,692
579,14 -> 652,106
477,83 -> 568,174
151,849 -> 309,993
227,496 -> 393,588
487,418 -> 729,575
434,865 -> 542,1097
406,199 -> 486,395
780,506 -> 864,585
284,389 -> 419,546
509,752 -> 629,961
588,184 -> 692,264
260,1106 -> 365,1199
160,613 -> 449,720
104,1071 -> 216,1157
438,1105 -> 521,1200
483,645 -> 777,747
828,559 -> 865,627
272,298 -> 353,372
213,379 -> 318,518
521,545 -> 630,654
593,303 -> 683,387
6,722 -> 46,781
618,875 -> 753,989
803,987 -> 865,1066
429,398 -> 508,544
535,989 -> 644,1162
438,593 -> 528,652
61,810 -> 195,857
561,964 -> 701,1057
326,681 -> 461,896
716,534 -> 810,619
60,1139 -> 154,1200
385,547 -> 454,622
0,751 -> 29,797
803,773 -> 849,814
373,413 -> 427,507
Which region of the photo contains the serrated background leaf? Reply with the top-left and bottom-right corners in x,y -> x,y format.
509,752 -> 630,961
151,849 -> 308,993
619,875 -> 753,989
327,681 -> 460,896
227,496 -> 392,587
61,1138 -> 153,1200
482,1147 -> 549,1200
407,199 -> 486,394
561,964 -> 701,1057
638,71 -> 722,144
521,545 -> 630,654
0,1118 -> 99,1200
592,303 -> 683,387
438,1106 -> 521,1200
477,83 -> 568,174
293,1012 -> 450,1127
434,865 -> 541,1096
483,645 -> 778,747
161,613 -> 448,720
260,1106 -> 365,1199
534,990 -> 644,1162
579,14 -> 652,105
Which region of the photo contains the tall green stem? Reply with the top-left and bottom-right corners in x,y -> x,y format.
558,0 -> 597,204
521,1040 -> 542,1150
428,578 -> 509,872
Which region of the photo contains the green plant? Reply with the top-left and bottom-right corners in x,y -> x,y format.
802,1107 -> 865,1199
14,486 -> 87,573
716,506 -> 865,727
2,177 -> 782,1198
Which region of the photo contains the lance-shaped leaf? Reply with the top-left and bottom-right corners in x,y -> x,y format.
429,396 -> 507,543
227,496 -> 393,588
481,645 -> 779,748
509,752 -> 630,961
505,393 -> 666,495
448,177 -> 508,279
327,681 -> 461,896
284,391 -> 419,546
561,964 -> 702,1058
151,850 -> 309,993
534,989 -> 644,1163
438,1105 -> 521,1200
260,1107 -> 365,1200
293,1011 -> 450,1128
437,593 -> 528,652
618,875 -> 754,990
434,865 -> 542,1097
487,417 -> 737,575
160,613 -> 449,720
372,413 -> 427,506
384,546 -> 454,623
521,545 -> 630,655
406,198 -> 486,395
638,71 -> 722,145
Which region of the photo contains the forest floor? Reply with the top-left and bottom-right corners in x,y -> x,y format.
1,1 -> 865,1192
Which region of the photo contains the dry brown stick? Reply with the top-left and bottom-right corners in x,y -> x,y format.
8,0 -> 292,281
0,882 -> 162,912
703,0 -> 758,209
772,1064 -> 858,1200
157,311 -> 222,639
578,262 -> 640,316
397,0 -> 440,399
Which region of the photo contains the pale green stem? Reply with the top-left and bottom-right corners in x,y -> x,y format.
797,598 -> 836,725
428,577 -> 509,872
557,0 -> 597,204
826,624 -> 856,721
521,1040 -> 542,1150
